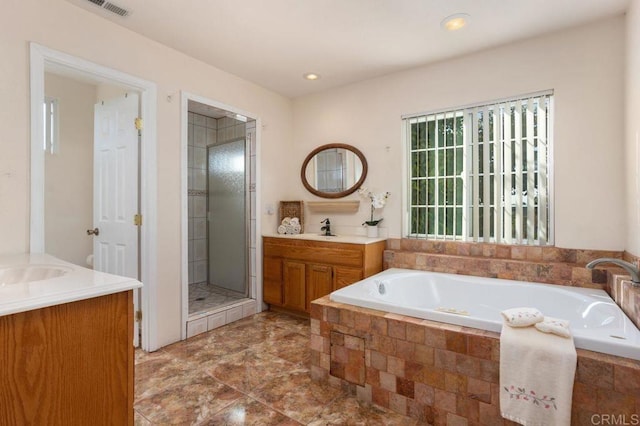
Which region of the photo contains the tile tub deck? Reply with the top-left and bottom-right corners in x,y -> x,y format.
310,296 -> 640,425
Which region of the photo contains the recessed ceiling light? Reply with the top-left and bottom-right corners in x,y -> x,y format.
441,13 -> 469,31
303,73 -> 320,81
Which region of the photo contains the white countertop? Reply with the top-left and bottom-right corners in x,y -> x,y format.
263,232 -> 387,245
0,253 -> 142,317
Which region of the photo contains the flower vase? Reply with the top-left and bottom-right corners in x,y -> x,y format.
366,224 -> 379,238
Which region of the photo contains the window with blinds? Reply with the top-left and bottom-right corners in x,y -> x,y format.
43,97 -> 59,155
406,91 -> 553,245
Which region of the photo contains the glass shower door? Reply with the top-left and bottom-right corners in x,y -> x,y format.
207,139 -> 247,296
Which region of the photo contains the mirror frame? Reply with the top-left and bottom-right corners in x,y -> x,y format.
300,143 -> 368,199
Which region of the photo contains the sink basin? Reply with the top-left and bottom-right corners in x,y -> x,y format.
0,264 -> 72,286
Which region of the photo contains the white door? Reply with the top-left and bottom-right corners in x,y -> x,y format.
93,93 -> 140,346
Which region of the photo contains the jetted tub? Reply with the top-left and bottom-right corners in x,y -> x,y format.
330,268 -> 640,361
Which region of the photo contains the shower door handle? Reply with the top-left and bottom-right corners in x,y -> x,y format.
86,227 -> 100,236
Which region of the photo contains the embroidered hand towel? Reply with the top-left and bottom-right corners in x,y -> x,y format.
501,307 -> 544,327
500,324 -> 577,426
535,317 -> 571,338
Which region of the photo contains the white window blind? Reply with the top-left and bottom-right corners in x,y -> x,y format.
406,91 -> 553,245
43,97 -> 59,155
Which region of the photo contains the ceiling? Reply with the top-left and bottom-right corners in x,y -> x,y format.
65,0 -> 629,98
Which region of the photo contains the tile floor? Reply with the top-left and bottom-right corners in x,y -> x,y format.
189,282 -> 247,314
135,311 -> 420,425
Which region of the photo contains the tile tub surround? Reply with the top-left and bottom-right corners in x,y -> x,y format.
610,273 -> 640,330
310,297 -> 640,425
384,238 -> 626,288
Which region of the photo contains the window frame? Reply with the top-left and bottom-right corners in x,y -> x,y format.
402,90 -> 555,246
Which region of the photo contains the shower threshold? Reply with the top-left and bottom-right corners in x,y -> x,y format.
186,297 -> 258,338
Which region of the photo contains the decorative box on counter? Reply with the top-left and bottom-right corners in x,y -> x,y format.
278,200 -> 304,234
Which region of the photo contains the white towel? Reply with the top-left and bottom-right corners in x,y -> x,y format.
277,225 -> 286,234
535,317 -> 571,338
501,307 -> 544,327
500,324 -> 577,426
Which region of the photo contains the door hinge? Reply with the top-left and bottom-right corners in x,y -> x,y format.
134,214 -> 142,226
135,310 -> 142,322
134,117 -> 144,131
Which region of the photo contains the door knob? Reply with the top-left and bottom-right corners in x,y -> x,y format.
87,228 -> 100,236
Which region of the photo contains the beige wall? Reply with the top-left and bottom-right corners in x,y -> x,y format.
292,16 -> 626,251
0,0 -> 633,349
0,0 -> 293,348
626,1 -> 640,256
44,72 -> 95,267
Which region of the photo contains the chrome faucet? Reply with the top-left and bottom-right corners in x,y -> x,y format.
586,258 -> 640,287
320,218 -> 333,236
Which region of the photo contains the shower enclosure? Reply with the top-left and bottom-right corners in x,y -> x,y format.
187,105 -> 252,315
207,139 -> 247,296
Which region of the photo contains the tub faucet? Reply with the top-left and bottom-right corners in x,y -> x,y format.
586,258 -> 640,287
320,218 -> 333,236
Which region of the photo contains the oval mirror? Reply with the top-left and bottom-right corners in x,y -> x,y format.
301,143 -> 368,198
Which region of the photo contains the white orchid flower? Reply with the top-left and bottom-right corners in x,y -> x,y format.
359,189 -> 390,226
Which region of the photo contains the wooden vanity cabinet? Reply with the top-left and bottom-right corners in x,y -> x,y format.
0,291 -> 134,425
263,237 -> 386,314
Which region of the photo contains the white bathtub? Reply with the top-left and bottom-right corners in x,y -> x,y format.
330,268 -> 640,361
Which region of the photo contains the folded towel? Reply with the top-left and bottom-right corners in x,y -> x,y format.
535,317 -> 571,338
500,324 -> 577,426
277,225 -> 286,234
501,307 -> 544,327
290,217 -> 300,225
281,217 -> 291,226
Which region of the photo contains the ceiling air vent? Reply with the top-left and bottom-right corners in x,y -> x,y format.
83,0 -> 130,17
103,2 -> 129,17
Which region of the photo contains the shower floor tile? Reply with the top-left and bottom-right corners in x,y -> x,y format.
188,282 -> 246,314
135,311 -> 419,425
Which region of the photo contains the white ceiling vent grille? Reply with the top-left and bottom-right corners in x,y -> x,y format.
103,2 -> 129,16
84,0 -> 130,17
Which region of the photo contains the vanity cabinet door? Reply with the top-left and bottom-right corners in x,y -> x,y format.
283,261 -> 306,312
334,267 -> 363,290
306,264 -> 333,310
263,257 -> 283,306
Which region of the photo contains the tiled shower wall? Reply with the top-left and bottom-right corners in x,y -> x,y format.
247,121 -> 257,299
187,113 -> 215,285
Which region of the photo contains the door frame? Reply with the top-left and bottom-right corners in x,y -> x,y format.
180,91 -> 263,340
29,42 -> 159,352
